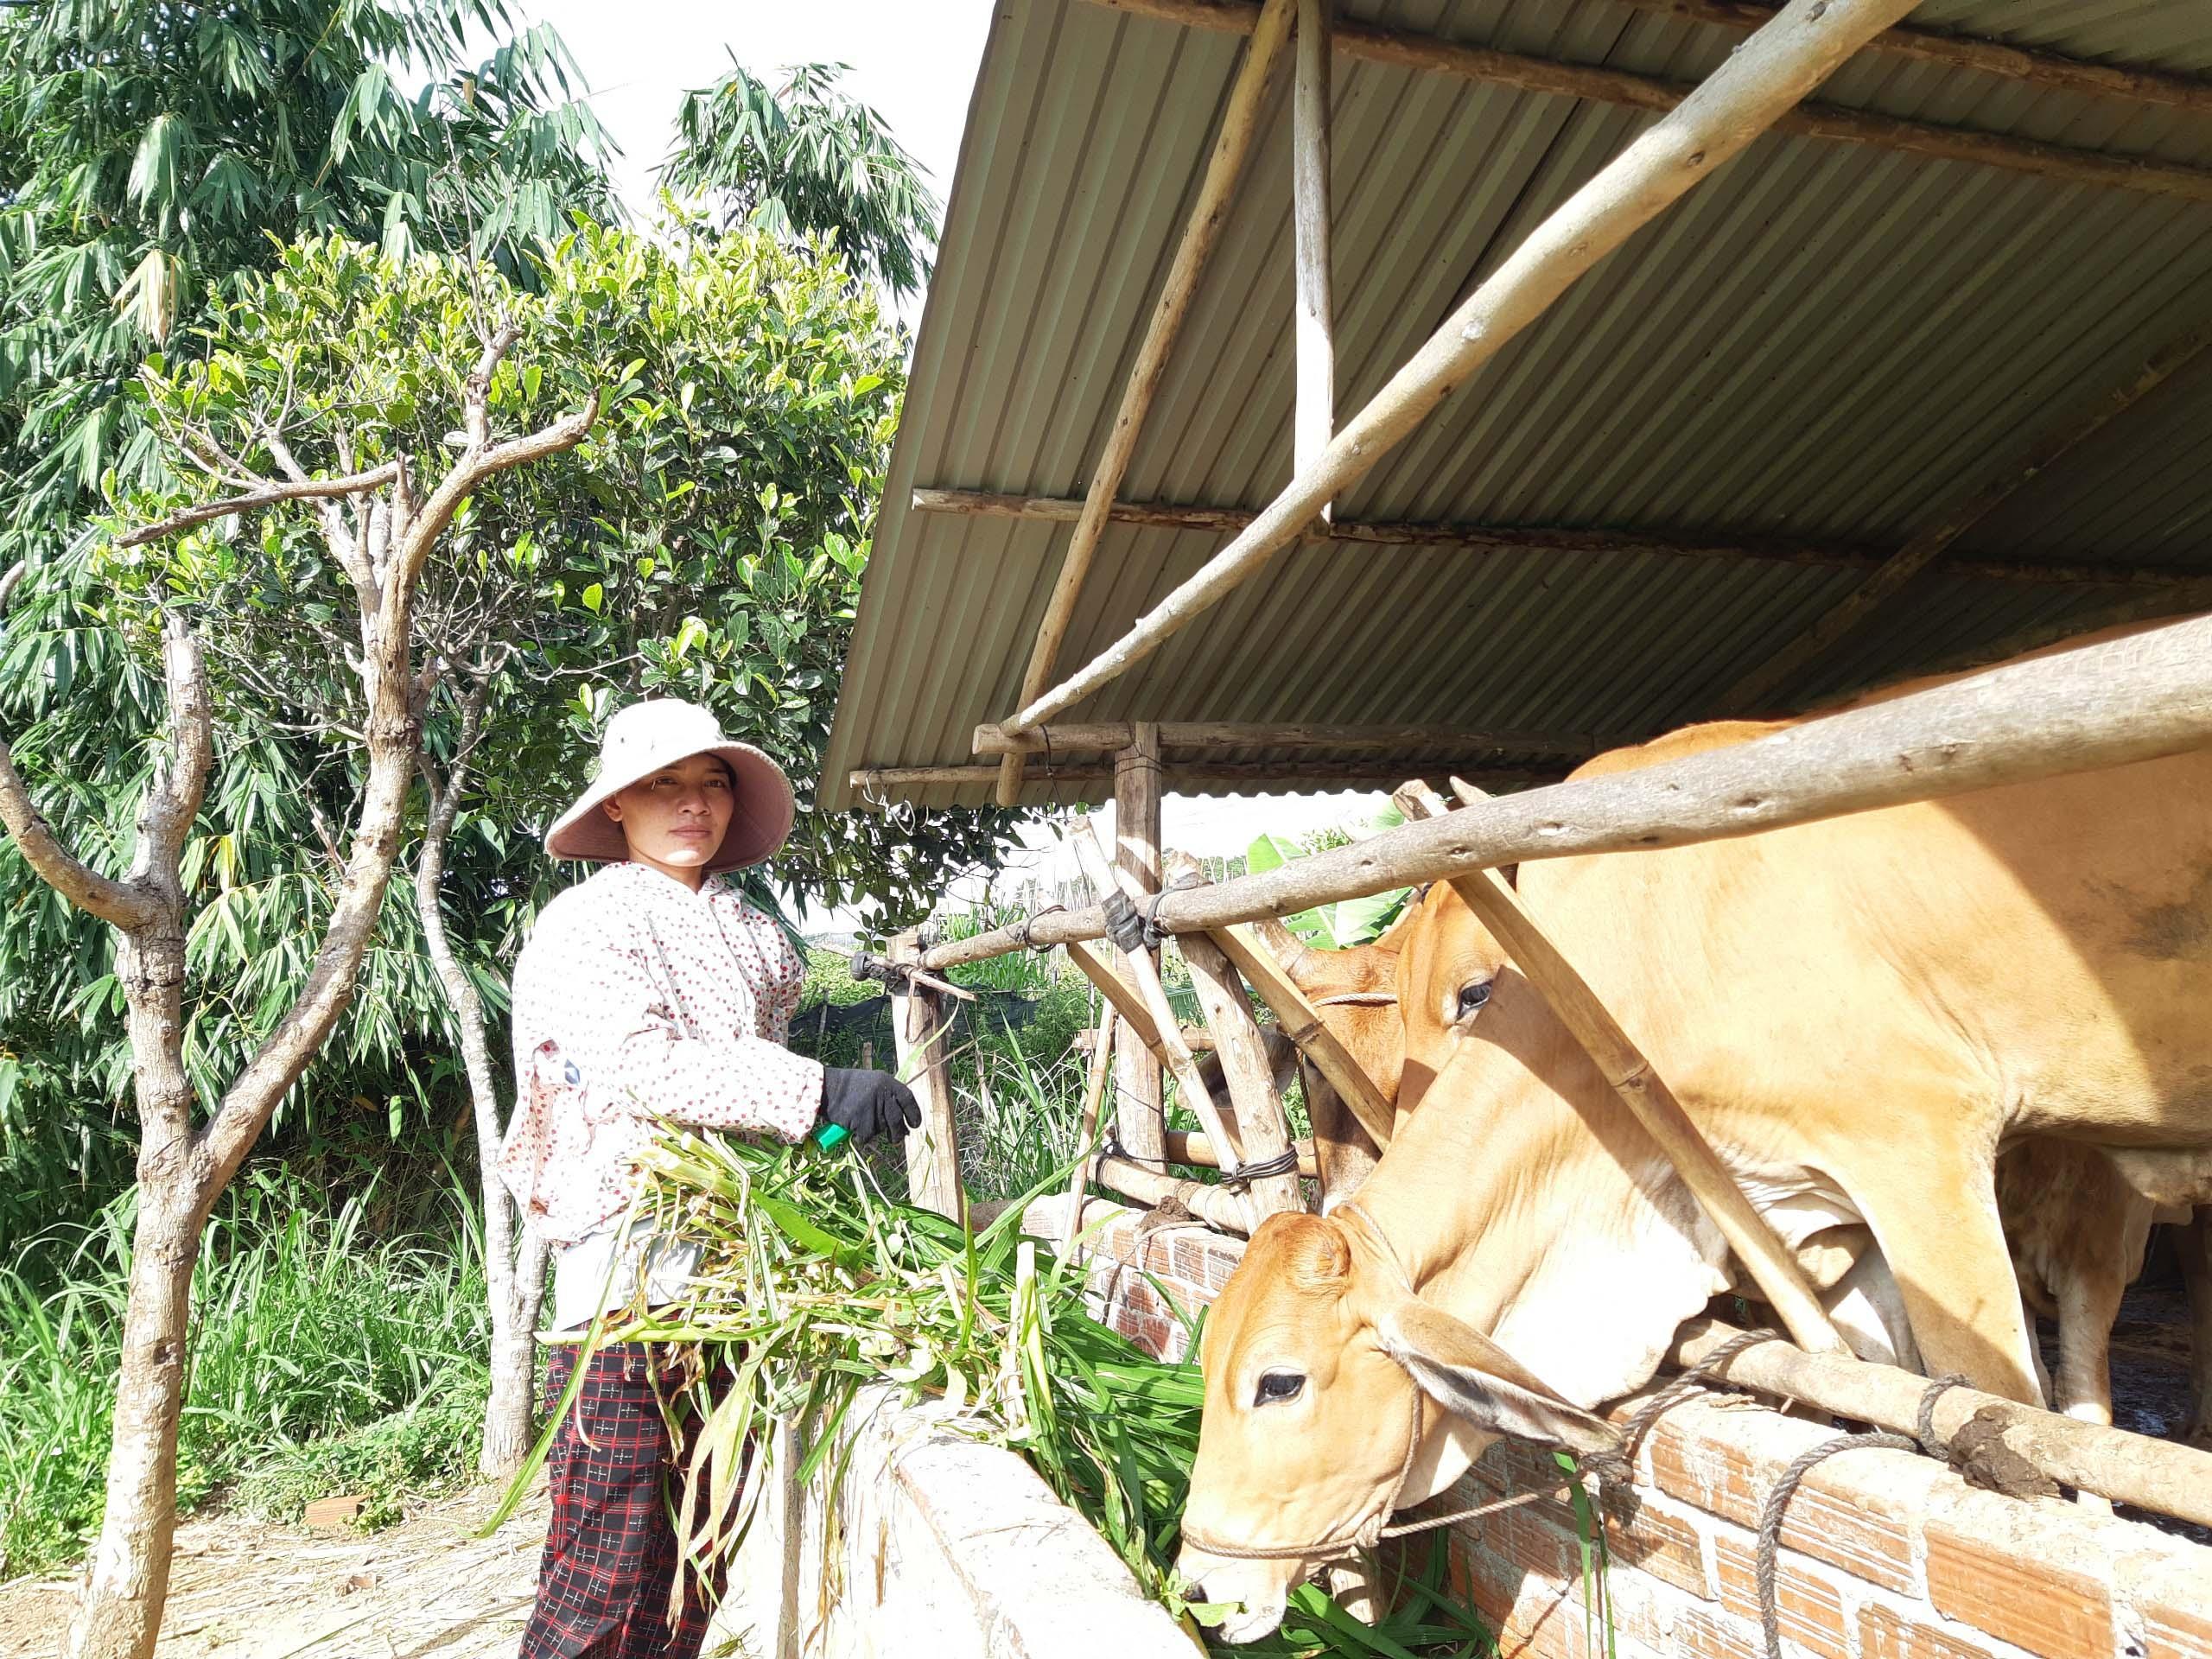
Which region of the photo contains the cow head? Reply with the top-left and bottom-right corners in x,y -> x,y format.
1177,1208 -> 1618,1642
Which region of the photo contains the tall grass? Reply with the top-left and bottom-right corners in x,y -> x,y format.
0,1167 -> 494,1576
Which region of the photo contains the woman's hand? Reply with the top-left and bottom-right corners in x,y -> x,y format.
819,1067 -> 923,1144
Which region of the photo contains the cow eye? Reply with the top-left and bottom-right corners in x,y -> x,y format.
1254,1371 -> 1305,1406
1456,979 -> 1492,1020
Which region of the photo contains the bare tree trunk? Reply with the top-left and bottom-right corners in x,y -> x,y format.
415,689 -> 543,1477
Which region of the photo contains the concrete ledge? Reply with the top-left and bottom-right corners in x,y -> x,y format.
714,1384 -> 1192,1659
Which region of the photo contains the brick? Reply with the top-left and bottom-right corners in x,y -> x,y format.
1923,1493 -> 2113,1659
303,1493 -> 365,1529
2135,1554 -> 2212,1659
1710,1531 -> 1852,1659
1675,1605 -> 1774,1659
1603,1495 -> 1714,1600
1859,1604 -> 2005,1659
1488,1500 -> 1582,1582
1465,1546 -> 1589,1659
1643,1402 -> 1931,1594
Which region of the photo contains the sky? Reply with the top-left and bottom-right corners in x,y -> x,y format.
515,2 -> 1396,931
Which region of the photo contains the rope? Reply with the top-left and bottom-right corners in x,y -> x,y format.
1009,902 -> 1065,951
1753,1432 -> 1916,1659
1220,1146 -> 1300,1192
1915,1373 -> 1973,1448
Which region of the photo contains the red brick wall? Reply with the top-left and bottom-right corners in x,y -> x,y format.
1028,1198 -> 2212,1659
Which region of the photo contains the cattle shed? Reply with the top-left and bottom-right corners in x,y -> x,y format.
818,3 -> 2212,1658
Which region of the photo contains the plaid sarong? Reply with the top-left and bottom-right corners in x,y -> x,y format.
518,1344 -> 735,1659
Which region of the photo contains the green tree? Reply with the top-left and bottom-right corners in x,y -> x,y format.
0,0 -> 614,550
664,60 -> 938,299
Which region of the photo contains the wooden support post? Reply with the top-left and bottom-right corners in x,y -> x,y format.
1111,731 -> 1169,1168
1211,923 -> 1397,1149
1005,0 -> 1927,739
1166,850 -> 1304,1217
1718,322 -> 2212,713
1394,781 -> 1843,1355
1293,0 -> 1333,521
995,0 -> 1296,806
1059,1010 -> 1119,1260
888,949 -> 963,1223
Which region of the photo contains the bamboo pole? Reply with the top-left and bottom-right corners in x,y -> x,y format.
1168,1128 -> 1319,1176
1066,816 -> 1248,1172
1006,0 -> 1929,741
1293,0 -> 1334,520
972,720 -> 1610,758
1669,1319 -> 2212,1528
1166,851 -> 1304,1217
1059,1011 -> 1119,1260
912,487 -> 2204,590
995,0 -> 1297,807
1211,922 -> 1397,1150
1718,322 -> 2212,713
914,612 -> 2212,971
1392,781 -> 1844,1354
1064,940 -> 1169,1055
1082,0 -> 2212,201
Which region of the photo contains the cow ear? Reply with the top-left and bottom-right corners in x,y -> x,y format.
1376,1297 -> 1618,1455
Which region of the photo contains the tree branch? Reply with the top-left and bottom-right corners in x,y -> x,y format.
132,617 -> 213,879
464,320 -> 523,451
117,463 -> 404,547
0,563 -> 157,928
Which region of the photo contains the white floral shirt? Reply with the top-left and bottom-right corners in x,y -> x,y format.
497,860 -> 823,1247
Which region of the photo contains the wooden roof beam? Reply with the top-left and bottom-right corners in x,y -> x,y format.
912,486 -> 2208,588
1002,0 -> 1950,744
1294,0 -> 1335,521
995,0 -> 1297,810
1086,0 -> 2212,203
849,759 -> 1564,797
971,720 -> 1617,758
1718,322 -> 2212,713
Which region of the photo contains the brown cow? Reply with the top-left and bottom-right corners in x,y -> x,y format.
1176,623 -> 2212,1637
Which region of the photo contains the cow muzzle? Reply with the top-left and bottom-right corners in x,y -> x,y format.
1174,1548 -> 1296,1644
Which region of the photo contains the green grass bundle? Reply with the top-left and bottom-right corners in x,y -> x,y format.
498,1130 -> 1493,1657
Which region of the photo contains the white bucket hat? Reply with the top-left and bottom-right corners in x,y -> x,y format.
546,699 -> 795,874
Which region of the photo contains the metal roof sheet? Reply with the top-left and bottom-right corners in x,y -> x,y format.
824,0 -> 2212,810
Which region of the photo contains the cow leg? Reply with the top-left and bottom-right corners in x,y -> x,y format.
2055,1261 -> 2123,1513
1841,1141 -> 2044,1405
2184,1209 -> 2212,1450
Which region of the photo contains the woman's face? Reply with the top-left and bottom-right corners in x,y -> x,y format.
601,753 -> 736,888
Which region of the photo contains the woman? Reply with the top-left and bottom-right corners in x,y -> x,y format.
499,697 -> 918,1659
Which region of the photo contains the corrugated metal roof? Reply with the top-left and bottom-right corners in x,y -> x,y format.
824,0 -> 2212,810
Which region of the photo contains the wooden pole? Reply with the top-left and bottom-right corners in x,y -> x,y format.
1293,0 -> 1334,521
1601,0 -> 2212,117
1069,810 -> 1249,1173
1005,0 -> 1929,740
914,612 -> 2212,972
1210,921 -> 1396,1150
1059,1010 -> 1118,1259
1166,850 -> 1304,1217
995,0 -> 1296,808
889,957 -> 963,1223
1168,1128 -> 1318,1176
973,720 -> 1611,759
1082,0 -> 2212,202
1669,1319 -> 2212,1528
1393,781 -> 1844,1355
1077,1022 -> 1215,1052
1111,732 -> 1171,1169
1718,323 -> 2212,713
1096,1155 -> 1256,1234
912,487 -> 2203,590
855,760 -> 1562,796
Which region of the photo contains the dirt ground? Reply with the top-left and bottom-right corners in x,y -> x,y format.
0,1482 -> 550,1659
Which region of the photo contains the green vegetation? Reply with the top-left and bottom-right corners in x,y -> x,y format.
0,1170 -> 491,1576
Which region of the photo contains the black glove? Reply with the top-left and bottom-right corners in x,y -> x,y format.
820,1067 -> 922,1145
